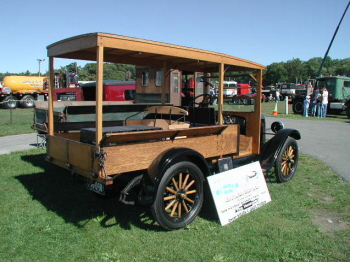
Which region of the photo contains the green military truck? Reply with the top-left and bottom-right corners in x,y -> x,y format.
292,75 -> 350,118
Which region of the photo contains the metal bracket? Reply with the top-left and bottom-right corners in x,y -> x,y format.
119,175 -> 143,205
93,147 -> 108,178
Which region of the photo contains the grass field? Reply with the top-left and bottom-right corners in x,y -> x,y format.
0,150 -> 349,261
0,108 -> 35,136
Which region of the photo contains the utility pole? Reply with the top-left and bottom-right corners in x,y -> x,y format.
37,59 -> 45,76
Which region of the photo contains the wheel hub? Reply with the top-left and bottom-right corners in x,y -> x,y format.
176,189 -> 186,201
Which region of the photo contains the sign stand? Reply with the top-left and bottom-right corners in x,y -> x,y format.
207,161 -> 271,226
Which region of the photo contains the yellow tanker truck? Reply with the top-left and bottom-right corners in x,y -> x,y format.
1,74 -> 79,109
1,76 -> 48,109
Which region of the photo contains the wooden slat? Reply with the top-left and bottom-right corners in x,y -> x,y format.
238,135 -> 253,157
48,135 -> 95,174
103,129 -> 179,144
55,132 -> 81,142
54,121 -> 124,132
68,142 -> 93,171
47,136 -> 68,162
176,125 -> 227,137
102,125 -> 229,145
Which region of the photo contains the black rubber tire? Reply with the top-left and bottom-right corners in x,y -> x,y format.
292,99 -> 303,114
346,104 -> 350,119
275,137 -> 299,183
2,96 -> 18,109
151,161 -> 204,230
20,95 -> 35,108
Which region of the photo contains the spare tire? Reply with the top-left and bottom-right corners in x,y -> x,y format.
346,104 -> 350,119
292,98 -> 303,114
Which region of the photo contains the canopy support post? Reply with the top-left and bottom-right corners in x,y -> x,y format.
96,45 -> 104,145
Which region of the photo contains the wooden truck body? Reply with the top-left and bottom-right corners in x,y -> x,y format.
44,33 -> 300,230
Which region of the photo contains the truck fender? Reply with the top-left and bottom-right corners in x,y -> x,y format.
259,128 -> 301,171
147,147 -> 209,189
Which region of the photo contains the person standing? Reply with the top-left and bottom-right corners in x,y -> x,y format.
303,95 -> 310,117
321,87 -> 329,118
275,89 -> 280,102
311,88 -> 319,117
317,88 -> 323,118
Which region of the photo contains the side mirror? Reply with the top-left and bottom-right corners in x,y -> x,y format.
271,121 -> 284,133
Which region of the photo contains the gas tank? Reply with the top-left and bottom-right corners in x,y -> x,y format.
3,76 -> 47,92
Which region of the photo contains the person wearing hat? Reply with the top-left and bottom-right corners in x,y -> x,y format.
303,95 -> 310,117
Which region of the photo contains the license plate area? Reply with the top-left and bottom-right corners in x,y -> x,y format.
87,180 -> 105,195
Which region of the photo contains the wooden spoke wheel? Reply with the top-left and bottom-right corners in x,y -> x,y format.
151,161 -> 204,230
275,137 -> 299,183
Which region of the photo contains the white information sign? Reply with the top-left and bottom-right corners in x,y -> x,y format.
207,161 -> 271,226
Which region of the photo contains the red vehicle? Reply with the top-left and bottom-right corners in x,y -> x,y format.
53,80 -> 136,102
237,83 -> 251,95
81,80 -> 136,101
102,81 -> 136,101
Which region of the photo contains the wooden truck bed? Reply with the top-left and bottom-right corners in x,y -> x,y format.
46,123 -> 245,184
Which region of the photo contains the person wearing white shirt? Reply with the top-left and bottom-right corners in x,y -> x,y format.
321,87 -> 329,118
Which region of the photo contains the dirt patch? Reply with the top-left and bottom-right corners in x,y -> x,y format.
311,210 -> 349,237
307,193 -> 335,203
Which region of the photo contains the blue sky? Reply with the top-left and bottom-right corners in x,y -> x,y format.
1,0 -> 349,74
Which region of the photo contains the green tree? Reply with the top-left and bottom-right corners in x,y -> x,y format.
334,58 -> 350,75
76,63 -> 136,81
263,62 -> 288,85
285,58 -> 306,83
319,56 -> 334,76
304,57 -> 322,78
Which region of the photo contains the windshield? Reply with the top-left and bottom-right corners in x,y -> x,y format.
68,75 -> 78,83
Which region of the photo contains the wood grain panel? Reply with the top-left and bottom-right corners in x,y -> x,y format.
103,125 -> 239,175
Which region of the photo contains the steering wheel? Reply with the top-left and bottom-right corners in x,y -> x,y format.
189,94 -> 213,107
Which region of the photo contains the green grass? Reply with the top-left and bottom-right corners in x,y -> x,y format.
0,108 -> 35,136
0,150 -> 349,262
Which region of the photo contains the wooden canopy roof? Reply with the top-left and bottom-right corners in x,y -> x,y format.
47,32 -> 265,72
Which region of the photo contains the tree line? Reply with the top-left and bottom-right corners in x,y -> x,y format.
0,63 -> 136,82
263,57 -> 350,86
1,57 -> 349,86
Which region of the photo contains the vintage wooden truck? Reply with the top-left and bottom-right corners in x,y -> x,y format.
44,32 -> 300,230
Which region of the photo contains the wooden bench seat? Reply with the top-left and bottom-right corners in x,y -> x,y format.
126,105 -> 189,130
